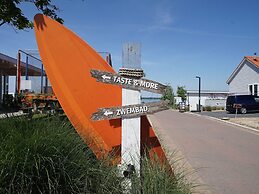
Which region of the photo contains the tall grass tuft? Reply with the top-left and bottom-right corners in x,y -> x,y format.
0,116 -> 122,193
0,116 -> 195,193
128,154 -> 193,194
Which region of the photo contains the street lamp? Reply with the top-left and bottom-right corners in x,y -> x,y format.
196,76 -> 201,112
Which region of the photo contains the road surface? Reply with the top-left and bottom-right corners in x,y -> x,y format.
148,110 -> 259,194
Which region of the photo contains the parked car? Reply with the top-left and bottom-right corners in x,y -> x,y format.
226,95 -> 259,114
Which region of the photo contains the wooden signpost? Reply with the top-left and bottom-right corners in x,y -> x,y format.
91,43 -> 169,188
91,100 -> 169,121
91,69 -> 167,94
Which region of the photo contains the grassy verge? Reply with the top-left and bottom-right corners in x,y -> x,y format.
0,116 -> 194,193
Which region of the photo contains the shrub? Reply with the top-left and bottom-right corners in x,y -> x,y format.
204,106 -> 212,111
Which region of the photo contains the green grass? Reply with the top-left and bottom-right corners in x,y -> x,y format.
130,155 -> 194,194
0,116 -> 194,193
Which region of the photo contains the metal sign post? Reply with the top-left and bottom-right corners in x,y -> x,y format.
233,103 -> 241,118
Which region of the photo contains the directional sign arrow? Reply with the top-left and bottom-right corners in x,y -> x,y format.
103,110 -> 113,116
91,100 -> 169,121
91,69 -> 168,94
101,75 -> 111,80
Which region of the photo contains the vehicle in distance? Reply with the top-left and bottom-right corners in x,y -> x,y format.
226,95 -> 259,114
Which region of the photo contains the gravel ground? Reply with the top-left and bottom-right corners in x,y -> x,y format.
194,111 -> 259,130
229,118 -> 259,130
196,110 -> 259,118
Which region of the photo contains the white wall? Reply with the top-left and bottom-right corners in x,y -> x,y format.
188,96 -> 206,111
187,92 -> 228,111
205,99 -> 226,107
229,61 -> 259,95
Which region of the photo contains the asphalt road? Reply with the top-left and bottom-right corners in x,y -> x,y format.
149,110 -> 259,194
195,110 -> 259,119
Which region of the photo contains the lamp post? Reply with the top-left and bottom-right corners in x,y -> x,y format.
196,76 -> 201,112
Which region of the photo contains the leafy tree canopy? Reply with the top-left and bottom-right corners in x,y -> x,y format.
161,84 -> 175,107
177,86 -> 187,102
0,0 -> 63,30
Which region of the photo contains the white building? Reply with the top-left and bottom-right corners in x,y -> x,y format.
226,55 -> 259,96
186,90 -> 229,111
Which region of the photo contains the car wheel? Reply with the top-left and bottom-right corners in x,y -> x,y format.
240,108 -> 247,114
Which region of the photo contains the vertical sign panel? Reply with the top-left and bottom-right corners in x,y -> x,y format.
122,43 -> 141,69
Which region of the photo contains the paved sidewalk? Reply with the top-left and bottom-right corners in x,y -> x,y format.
149,110 -> 259,194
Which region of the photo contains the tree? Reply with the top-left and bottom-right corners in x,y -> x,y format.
177,86 -> 187,102
0,0 -> 63,30
161,84 -> 175,107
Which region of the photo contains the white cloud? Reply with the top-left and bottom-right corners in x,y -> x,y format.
156,9 -> 174,26
139,4 -> 174,32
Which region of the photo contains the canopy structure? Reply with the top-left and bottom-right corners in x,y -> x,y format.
0,52 -> 46,105
0,52 -> 43,76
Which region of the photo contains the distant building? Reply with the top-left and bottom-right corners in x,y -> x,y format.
0,52 -> 43,107
185,90 -> 229,111
226,55 -> 259,96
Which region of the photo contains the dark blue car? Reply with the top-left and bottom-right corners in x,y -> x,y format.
226,95 -> 259,114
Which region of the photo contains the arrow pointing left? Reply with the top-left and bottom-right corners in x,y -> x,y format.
91,100 -> 169,121
101,75 -> 111,80
104,110 -> 113,116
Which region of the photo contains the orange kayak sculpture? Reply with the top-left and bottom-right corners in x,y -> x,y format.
34,14 -> 167,162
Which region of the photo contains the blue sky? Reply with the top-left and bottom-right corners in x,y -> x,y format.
1,0 -> 259,93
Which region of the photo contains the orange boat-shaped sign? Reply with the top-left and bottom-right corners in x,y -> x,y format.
34,14 -> 168,163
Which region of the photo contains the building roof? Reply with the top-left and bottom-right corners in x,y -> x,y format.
245,56 -> 259,68
226,56 -> 259,84
0,52 -> 43,76
187,90 -> 229,94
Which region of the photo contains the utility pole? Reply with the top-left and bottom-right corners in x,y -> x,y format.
196,76 -> 201,112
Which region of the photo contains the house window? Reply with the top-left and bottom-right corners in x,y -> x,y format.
249,84 -> 259,96
249,85 -> 253,95
254,84 -> 258,96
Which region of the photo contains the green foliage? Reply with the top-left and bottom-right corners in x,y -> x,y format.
0,0 -> 63,30
203,106 -> 212,111
0,117 -> 122,193
161,84 -> 175,107
0,116 -> 194,193
130,156 -> 193,194
203,106 -> 225,111
177,86 -> 187,102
